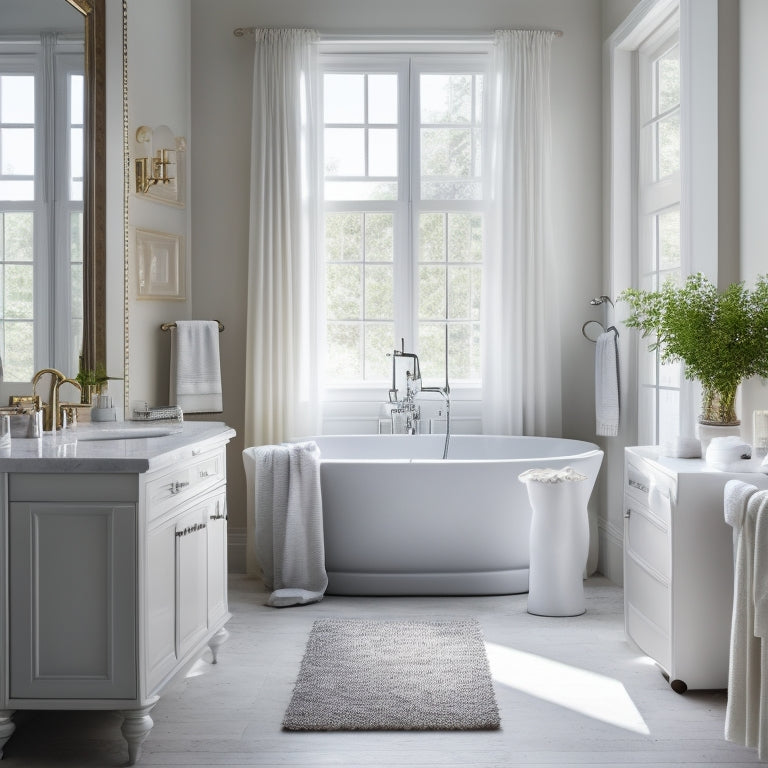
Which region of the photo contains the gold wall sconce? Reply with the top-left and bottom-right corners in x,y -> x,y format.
135,125 -> 184,194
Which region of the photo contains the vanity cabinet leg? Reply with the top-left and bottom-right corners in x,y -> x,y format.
119,698 -> 158,765
208,627 -> 230,664
0,710 -> 15,759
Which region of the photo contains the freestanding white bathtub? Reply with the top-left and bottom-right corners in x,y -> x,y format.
304,434 -> 603,596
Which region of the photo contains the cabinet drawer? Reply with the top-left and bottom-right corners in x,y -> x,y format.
145,446 -> 225,520
625,498 -> 670,581
625,455 -> 675,517
626,602 -> 671,673
624,543 -> 671,635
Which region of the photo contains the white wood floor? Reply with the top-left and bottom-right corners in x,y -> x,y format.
2,575 -> 763,767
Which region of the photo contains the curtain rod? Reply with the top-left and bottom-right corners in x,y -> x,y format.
233,28 -> 563,39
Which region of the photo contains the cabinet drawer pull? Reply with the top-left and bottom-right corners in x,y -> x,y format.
192,447 -> 203,456
199,470 -> 210,478
210,512 -> 227,521
170,481 -> 190,494
625,508 -> 632,519
175,521 -> 208,537
628,478 -> 649,494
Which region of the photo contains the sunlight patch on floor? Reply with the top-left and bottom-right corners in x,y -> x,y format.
485,642 -> 650,735
184,659 -> 209,679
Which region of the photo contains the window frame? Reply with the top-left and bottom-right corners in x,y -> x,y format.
635,17 -> 683,446
319,49 -> 488,409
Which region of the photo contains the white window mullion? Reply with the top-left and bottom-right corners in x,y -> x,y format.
636,16 -> 682,446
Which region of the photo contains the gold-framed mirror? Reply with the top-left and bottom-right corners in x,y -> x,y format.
71,0 -> 106,372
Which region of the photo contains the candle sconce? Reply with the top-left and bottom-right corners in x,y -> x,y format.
135,125 -> 184,195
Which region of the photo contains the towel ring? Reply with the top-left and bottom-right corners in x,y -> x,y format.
161,320 -> 225,332
582,320 -> 605,343
582,321 -> 619,343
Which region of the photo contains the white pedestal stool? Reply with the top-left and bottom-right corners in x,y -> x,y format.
519,467 -> 588,617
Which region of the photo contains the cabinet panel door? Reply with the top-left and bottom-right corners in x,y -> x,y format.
207,493 -> 228,625
147,518 -> 177,693
176,506 -> 209,659
9,502 -> 137,700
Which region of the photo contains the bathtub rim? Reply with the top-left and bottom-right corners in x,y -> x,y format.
294,433 -> 604,465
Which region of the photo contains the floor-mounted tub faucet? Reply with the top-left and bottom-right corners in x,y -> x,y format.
386,339 -> 451,458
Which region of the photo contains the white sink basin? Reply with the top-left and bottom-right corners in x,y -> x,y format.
76,426 -> 176,441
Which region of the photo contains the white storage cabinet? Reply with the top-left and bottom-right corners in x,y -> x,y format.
623,447 -> 768,692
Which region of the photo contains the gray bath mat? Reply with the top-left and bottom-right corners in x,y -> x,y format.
282,618 -> 500,731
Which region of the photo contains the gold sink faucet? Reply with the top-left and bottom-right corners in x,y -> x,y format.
31,368 -> 66,432
55,378 -> 83,429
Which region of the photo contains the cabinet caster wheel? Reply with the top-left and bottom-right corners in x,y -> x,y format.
670,679 -> 687,694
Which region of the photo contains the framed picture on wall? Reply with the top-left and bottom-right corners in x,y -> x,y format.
135,228 -> 186,300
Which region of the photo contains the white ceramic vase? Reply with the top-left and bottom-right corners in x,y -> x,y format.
521,474 -> 589,617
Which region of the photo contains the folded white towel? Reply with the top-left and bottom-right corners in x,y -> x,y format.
169,320 -> 223,413
595,330 -> 619,437
725,479 -> 759,532
246,442 -> 327,607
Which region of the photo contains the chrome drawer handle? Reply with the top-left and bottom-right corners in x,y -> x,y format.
210,512 -> 227,521
199,470 -> 210,478
175,521 -> 207,538
628,478 -> 649,494
170,480 -> 190,494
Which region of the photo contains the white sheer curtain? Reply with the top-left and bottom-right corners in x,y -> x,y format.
482,30 -> 562,437
244,28 -> 320,449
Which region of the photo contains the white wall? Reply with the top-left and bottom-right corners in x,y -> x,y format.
601,0 -> 643,38
126,0 -> 192,411
189,0 -> 604,559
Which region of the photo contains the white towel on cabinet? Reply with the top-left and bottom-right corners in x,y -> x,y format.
247,442 -> 327,607
724,481 -> 763,751
169,320 -> 223,413
753,498 -> 768,760
595,330 -> 620,437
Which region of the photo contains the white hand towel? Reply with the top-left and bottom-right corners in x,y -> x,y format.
247,442 -> 327,607
725,479 -> 759,531
169,320 -> 223,413
725,486 -> 764,750
595,329 -> 620,437
753,499 -> 768,761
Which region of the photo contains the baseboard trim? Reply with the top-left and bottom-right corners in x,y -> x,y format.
228,525 -> 247,574
597,518 -> 624,586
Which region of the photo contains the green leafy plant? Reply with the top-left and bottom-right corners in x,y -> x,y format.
620,273 -> 768,424
76,362 -> 109,389
75,363 -> 122,404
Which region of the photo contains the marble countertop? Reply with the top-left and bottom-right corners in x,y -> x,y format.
0,420 -> 236,473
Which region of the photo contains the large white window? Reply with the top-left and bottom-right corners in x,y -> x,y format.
0,36 -> 83,381
321,54 -> 486,393
636,15 -> 682,445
